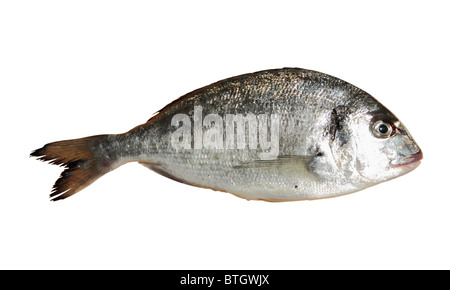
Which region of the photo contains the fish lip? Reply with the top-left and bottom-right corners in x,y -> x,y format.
391,150 -> 423,168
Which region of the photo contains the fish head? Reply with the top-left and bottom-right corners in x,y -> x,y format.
329,96 -> 422,187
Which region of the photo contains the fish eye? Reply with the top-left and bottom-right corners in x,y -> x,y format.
372,120 -> 393,138
378,124 -> 389,134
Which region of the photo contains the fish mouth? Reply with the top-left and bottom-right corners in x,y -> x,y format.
391,150 -> 423,169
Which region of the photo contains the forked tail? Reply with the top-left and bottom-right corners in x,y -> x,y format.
31,135 -> 119,201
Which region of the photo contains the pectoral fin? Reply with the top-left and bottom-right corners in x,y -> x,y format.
233,155 -> 321,179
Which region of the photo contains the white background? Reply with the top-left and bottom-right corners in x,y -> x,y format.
1,1 -> 449,269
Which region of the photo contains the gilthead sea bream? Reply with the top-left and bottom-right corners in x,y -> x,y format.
31,68 -> 422,201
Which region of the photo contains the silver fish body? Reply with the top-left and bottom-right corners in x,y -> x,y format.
32,68 -> 422,201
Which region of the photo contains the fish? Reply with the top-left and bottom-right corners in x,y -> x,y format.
31,68 -> 423,201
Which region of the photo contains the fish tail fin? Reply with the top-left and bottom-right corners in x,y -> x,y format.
31,134 -> 118,201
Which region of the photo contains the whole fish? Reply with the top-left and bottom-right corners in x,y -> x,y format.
31,68 -> 422,201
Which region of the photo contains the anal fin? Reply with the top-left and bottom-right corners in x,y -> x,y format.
139,161 -> 195,186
